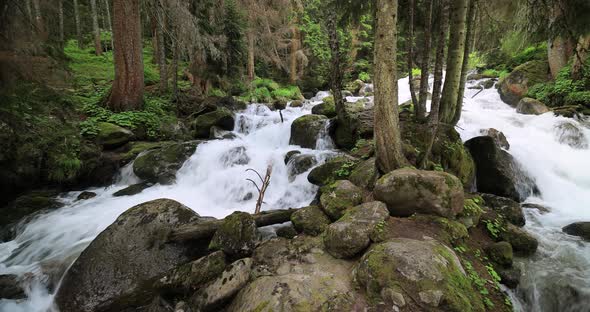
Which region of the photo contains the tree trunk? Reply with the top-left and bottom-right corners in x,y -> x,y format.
107,0 -> 144,112
289,25 -> 299,84
74,0 -> 83,49
32,0 -> 45,39
326,3 -> 345,123
374,0 -> 407,173
156,2 -> 167,93
416,0 -> 433,122
407,0 -> 419,110
451,0 -> 477,125
104,0 -> 114,50
90,0 -> 102,55
58,0 -> 64,46
172,37 -> 179,100
439,0 -> 468,124
247,27 -> 255,81
572,34 -> 590,80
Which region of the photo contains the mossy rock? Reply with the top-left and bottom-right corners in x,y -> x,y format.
319,180 -> 364,221
290,205 -> 330,236
457,195 -> 484,229
355,238 -> 486,311
120,141 -> 174,163
498,60 -> 550,106
154,251 -> 227,294
133,141 -> 199,184
0,191 -> 63,229
349,157 -> 378,190
96,122 -> 134,149
209,211 -> 258,258
307,155 -> 358,186
485,242 -> 513,268
498,223 -> 538,256
332,101 -> 373,149
192,108 -> 235,139
113,182 -> 153,197
289,114 -> 328,148
311,98 -> 336,118
563,222 -> 590,240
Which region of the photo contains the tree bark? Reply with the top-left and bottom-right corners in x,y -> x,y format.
107,0 -> 144,112
374,0 -> 407,173
172,37 -> 179,100
452,0 -> 477,125
289,25 -> 299,84
439,0 -> 468,124
58,0 -> 64,46
407,0 -> 419,110
90,0 -> 103,55
247,26 -> 255,81
32,0 -> 45,39
74,0 -> 83,49
326,2 -> 345,123
104,0 -> 114,50
416,0 -> 433,122
572,34 -> 590,80
156,2 -> 167,93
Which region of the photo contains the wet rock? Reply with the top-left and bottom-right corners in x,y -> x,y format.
96,122 -> 134,149
133,142 -> 199,185
307,155 -> 357,186
0,274 -> 25,299
209,211 -> 258,258
220,146 -> 250,167
346,79 -> 366,95
562,222 -> 590,240
480,128 -> 510,150
323,201 -> 389,258
465,136 -> 538,202
289,114 -> 328,148
0,191 -> 63,229
273,99 -> 287,110
190,258 -> 252,311
555,121 -> 588,149
499,223 -> 538,256
286,154 -> 317,180
348,157 -> 378,190
374,168 -> 464,218
497,266 -> 521,289
55,199 -> 201,312
283,150 -> 301,164
113,182 -> 153,197
275,224 -> 298,239
289,100 -> 303,107
485,241 -> 513,267
311,102 -> 336,118
498,60 -> 550,106
192,108 -> 235,139
516,97 -> 550,115
76,191 -> 97,201
521,202 -> 551,214
210,126 -> 237,140
355,238 -> 485,311
154,251 -> 227,295
319,180 -> 364,220
481,193 -> 525,226
290,205 -> 330,236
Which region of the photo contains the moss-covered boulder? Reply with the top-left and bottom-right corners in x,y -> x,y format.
96,122 -> 134,149
307,155 -> 357,186
485,241 -> 513,268
323,201 -> 389,258
562,222 -> 590,240
286,154 -> 317,181
499,223 -> 538,256
76,191 -> 97,201
0,191 -> 63,230
192,107 -> 235,139
113,182 -> 153,197
516,97 -> 550,115
133,141 -> 199,184
55,199 -> 201,312
311,96 -> 336,118
480,193 -> 525,226
289,100 -> 303,107
374,168 -> 464,218
355,238 -> 485,311
349,157 -> 378,190
319,180 -> 364,220
346,79 -> 366,95
498,60 -> 550,106
289,114 -> 328,148
332,101 -> 374,149
209,211 -> 258,258
290,205 -> 330,236
465,136 -> 538,202
457,195 -> 484,229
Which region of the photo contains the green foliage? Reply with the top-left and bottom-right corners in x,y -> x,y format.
411,68 -> 422,77
358,71 -> 371,82
335,161 -> 356,178
223,0 -> 246,77
253,78 -> 280,91
271,86 -> 303,101
483,217 -> 505,239
209,88 -> 227,97
463,197 -> 484,217
468,52 -> 486,70
527,61 -> 590,108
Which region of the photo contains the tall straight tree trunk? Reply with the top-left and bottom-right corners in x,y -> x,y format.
90,0 -> 103,55
326,3 -> 345,123
438,0 -> 468,124
572,34 -> 590,80
172,38 -> 179,100
156,3 -> 167,93
407,0 -> 419,108
374,0 -> 407,173
32,0 -> 45,39
421,0 -> 449,169
104,0 -> 114,50
247,28 -> 255,81
74,0 -> 83,49
107,0 -> 144,111
452,0 -> 477,125
416,0 -> 433,122
289,25 -> 299,84
58,0 -> 64,46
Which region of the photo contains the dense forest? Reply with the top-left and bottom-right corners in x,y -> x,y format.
0,0 -> 589,311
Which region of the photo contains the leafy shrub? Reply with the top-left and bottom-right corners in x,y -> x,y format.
252,78 -> 280,91
209,88 -> 227,97
358,72 -> 371,82
411,68 -> 422,77
271,86 -> 302,100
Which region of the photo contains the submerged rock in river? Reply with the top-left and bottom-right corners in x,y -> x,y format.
562,222 -> 590,240
133,141 -> 199,184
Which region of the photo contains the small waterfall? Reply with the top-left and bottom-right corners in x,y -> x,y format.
315,119 -> 335,150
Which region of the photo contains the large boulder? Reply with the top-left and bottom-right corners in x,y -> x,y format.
307,155 -> 357,186
479,128 -> 510,150
290,205 -> 331,236
374,169 -> 464,218
96,122 -> 134,149
55,199 -> 202,312
465,136 -> 537,202
562,222 -> 590,240
516,97 -> 550,115
348,157 -> 378,190
311,96 -> 336,118
498,60 -> 550,106
286,154 -> 317,181
289,114 -> 328,149
485,241 -> 513,268
355,238 -> 485,311
133,141 -> 199,184
0,191 -> 63,235
333,101 -> 374,149
499,223 -> 538,256
192,108 -> 235,139
319,180 -> 364,220
0,274 -> 25,299
209,211 -> 258,258
323,201 -> 389,258
480,193 -> 525,226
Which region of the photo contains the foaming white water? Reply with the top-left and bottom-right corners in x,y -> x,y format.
0,97 -> 333,311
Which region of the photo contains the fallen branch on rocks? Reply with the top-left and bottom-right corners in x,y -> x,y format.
167,208 -> 296,242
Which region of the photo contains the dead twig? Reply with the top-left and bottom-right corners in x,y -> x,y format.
246,165 -> 273,214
